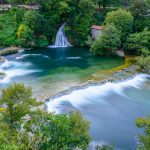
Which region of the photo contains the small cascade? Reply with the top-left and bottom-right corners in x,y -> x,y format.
46,74 -> 150,113
49,23 -> 72,48
0,59 -> 40,84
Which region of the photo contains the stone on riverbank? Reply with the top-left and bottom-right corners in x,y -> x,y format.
0,47 -> 19,56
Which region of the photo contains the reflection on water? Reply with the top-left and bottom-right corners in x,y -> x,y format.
46,74 -> 150,150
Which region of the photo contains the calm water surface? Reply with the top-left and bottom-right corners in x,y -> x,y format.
0,47 -> 124,97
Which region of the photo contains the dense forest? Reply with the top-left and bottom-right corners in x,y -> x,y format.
0,0 -> 150,149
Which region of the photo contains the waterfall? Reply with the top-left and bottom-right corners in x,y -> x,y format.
49,23 -> 72,48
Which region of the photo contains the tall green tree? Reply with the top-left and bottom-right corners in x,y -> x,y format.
125,28 -> 150,55
0,83 -> 40,129
105,9 -> 133,44
130,0 -> 150,18
91,24 -> 121,55
26,111 -> 91,150
0,83 -> 91,150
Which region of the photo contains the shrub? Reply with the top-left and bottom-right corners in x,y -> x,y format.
136,56 -> 150,73
136,116 -> 150,149
105,9 -> 133,43
36,36 -> 49,48
16,24 -> 33,47
125,28 -> 150,55
91,24 -> 121,56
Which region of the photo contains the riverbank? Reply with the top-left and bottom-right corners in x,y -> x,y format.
0,47 -> 20,56
45,64 -> 137,103
38,56 -> 135,102
31,56 -> 134,102
0,47 -> 136,102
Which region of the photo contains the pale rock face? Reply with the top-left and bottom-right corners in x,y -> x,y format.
91,29 -> 103,40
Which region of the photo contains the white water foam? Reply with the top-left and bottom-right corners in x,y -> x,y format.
65,57 -> 82,60
0,60 -> 41,84
16,54 -> 49,60
46,74 -> 150,113
48,23 -> 72,48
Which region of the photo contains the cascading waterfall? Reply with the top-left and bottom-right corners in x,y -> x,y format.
46,74 -> 150,113
49,23 -> 72,48
0,59 -> 40,84
46,74 -> 150,149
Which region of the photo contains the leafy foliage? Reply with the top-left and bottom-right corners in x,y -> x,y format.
136,56 -> 150,73
133,16 -> 150,32
0,83 -> 90,150
16,23 -> 33,47
0,83 -> 40,128
129,0 -> 150,18
136,116 -> 150,149
125,28 -> 150,55
29,112 -> 90,150
91,24 -> 121,55
105,9 -> 133,43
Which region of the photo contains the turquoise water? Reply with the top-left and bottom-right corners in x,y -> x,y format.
0,47 -> 150,149
47,74 -> 150,150
0,47 -> 124,98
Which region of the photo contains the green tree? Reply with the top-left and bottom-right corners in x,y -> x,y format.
38,0 -> 95,46
0,83 -> 90,150
125,28 -> 150,55
16,23 -> 33,47
23,10 -> 49,47
70,0 -> 95,46
91,24 -> 121,55
130,0 -> 150,18
105,9 -> 133,44
93,0 -> 121,9
136,56 -> 150,73
0,83 -> 40,129
25,111 -> 91,150
133,16 -> 150,32
9,8 -> 25,26
136,116 -> 150,149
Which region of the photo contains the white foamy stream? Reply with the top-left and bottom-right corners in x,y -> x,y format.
16,54 -> 49,60
0,60 -> 40,84
46,74 -> 150,113
49,23 -> 72,48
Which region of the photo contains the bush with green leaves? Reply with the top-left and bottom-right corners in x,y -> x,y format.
136,56 -> 150,73
133,16 -> 150,32
16,23 -> 33,47
105,9 -> 133,43
0,83 -> 40,128
129,0 -> 150,18
25,111 -> 90,150
91,24 -> 121,56
136,116 -> 150,149
125,28 -> 150,55
0,83 -> 91,150
0,13 -> 17,47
